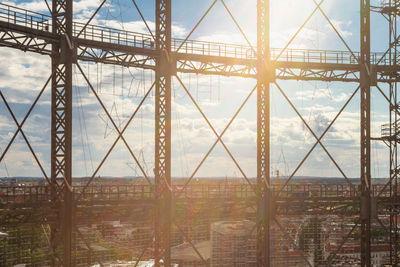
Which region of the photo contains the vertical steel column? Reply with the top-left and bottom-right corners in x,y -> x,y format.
154,0 -> 172,266
51,0 -> 73,264
388,1 -> 400,264
389,81 -> 399,265
257,0 -> 271,266
360,0 -> 371,266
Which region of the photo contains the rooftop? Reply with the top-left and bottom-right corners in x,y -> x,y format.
211,220 -> 255,236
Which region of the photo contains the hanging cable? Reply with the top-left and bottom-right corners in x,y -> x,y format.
218,75 -> 221,104
143,68 -> 146,97
0,146 -> 10,177
210,75 -> 212,102
127,67 -> 135,97
196,74 -> 199,101
73,65 -> 89,176
177,106 -> 189,177
100,63 -> 103,93
96,63 -> 99,93
121,66 -> 124,96
188,73 -> 191,95
87,62 -> 90,93
78,64 -> 94,173
113,64 -> 116,96
172,76 -> 176,100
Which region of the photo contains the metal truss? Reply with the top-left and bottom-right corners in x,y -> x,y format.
257,0 -> 270,266
359,1 -> 372,266
0,26 -> 53,55
371,0 -> 400,265
1,0 -> 400,266
2,2 -> 400,83
154,0 -> 172,266
49,0 -> 74,263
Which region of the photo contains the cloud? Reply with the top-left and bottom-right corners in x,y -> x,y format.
295,88 -> 350,103
327,19 -> 353,39
0,0 -> 390,179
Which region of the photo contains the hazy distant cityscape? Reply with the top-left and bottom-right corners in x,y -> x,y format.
0,177 -> 396,266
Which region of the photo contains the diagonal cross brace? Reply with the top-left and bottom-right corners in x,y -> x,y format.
0,91 -> 52,186
76,63 -> 153,200
131,0 -> 156,42
76,0 -> 108,38
274,217 -> 313,267
176,0 -> 257,55
176,0 -> 218,52
0,74 -> 52,163
311,0 -> 359,64
274,0 -> 326,61
275,82 -> 359,197
219,0 -> 257,55
327,220 -> 359,266
276,0 -> 358,63
173,219 -> 208,266
175,74 -> 258,196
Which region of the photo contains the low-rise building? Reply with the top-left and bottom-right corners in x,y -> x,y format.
210,220 -> 256,267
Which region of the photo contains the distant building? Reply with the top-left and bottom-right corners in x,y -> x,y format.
326,243 -> 390,267
276,251 -> 309,266
75,244 -> 113,266
210,220 -> 256,267
131,226 -> 152,252
91,260 -> 178,267
171,240 -> 211,267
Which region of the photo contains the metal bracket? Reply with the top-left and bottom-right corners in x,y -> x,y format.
360,196 -> 370,220
60,35 -> 77,64
159,49 -> 176,77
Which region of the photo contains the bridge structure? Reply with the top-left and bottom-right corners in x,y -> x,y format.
0,0 -> 400,266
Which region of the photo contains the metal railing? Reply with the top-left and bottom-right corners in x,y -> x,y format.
0,2 -> 392,66
0,185 -> 50,204
272,183 -> 359,198
73,22 -> 154,49
381,119 -> 400,137
74,184 -> 153,202
175,184 -> 254,199
0,3 -> 51,32
0,183 -> 397,205
270,48 -> 386,65
172,38 -> 255,59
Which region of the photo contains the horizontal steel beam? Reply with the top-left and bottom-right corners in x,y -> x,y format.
1,3 -> 400,82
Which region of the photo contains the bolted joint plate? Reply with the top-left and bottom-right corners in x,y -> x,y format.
158,49 -> 177,77
60,35 -> 77,64
370,65 -> 377,86
360,196 -> 377,220
371,197 -> 377,218
360,64 -> 377,87
257,189 -> 275,223
257,61 -> 275,83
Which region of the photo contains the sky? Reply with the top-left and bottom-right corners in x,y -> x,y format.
0,0 -> 394,181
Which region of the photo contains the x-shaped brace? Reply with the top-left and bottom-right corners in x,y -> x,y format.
0,75 -> 62,192
75,63 -> 154,201
274,82 -> 359,197
173,74 -> 258,197
275,0 -> 358,64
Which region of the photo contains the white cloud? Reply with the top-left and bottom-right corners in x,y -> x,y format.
327,19 -> 353,39
0,0 -> 390,179
295,88 -> 350,103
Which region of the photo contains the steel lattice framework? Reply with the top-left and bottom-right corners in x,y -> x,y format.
0,0 -> 400,266
360,1 -> 372,266
257,0 -> 270,265
155,0 -> 172,264
50,0 -> 74,264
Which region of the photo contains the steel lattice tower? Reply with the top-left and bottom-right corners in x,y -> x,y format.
1,0 -> 400,266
